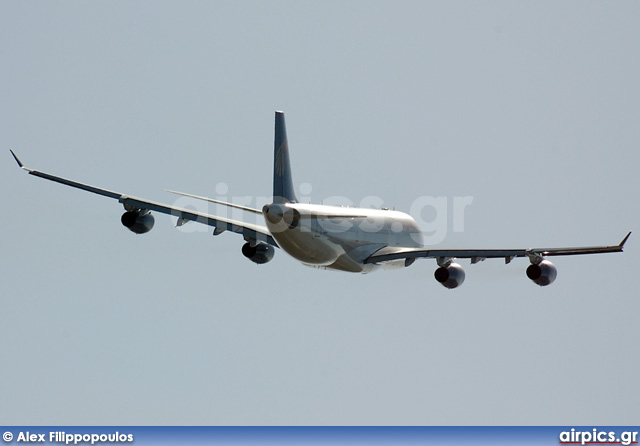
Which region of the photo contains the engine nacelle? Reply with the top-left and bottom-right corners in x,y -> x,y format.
241,242 -> 275,264
121,211 -> 155,234
526,259 -> 557,286
434,262 -> 465,289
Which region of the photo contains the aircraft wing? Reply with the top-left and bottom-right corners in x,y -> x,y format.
364,233 -> 631,265
10,150 -> 277,246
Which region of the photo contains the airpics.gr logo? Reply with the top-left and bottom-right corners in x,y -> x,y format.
275,140 -> 288,176
559,428 -> 638,445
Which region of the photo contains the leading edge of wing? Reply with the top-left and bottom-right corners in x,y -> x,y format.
364,233 -> 630,264
10,150 -> 277,246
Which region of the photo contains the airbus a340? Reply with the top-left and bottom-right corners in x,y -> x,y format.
11,111 -> 629,288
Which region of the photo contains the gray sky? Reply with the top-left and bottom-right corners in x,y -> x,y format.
1,1 -> 638,425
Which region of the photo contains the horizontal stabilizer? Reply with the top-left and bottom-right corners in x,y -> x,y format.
166,190 -> 263,214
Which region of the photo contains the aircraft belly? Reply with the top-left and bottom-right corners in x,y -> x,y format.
322,254 -> 376,273
271,230 -> 342,266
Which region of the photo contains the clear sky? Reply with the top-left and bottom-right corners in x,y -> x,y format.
1,1 -> 638,425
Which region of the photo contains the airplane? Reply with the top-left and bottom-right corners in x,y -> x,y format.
10,111 -> 630,289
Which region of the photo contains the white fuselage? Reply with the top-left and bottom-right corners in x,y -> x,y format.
262,202 -> 423,273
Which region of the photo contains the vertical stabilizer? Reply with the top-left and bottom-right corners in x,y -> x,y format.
273,111 -> 298,203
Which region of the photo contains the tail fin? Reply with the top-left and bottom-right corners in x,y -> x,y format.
273,111 -> 298,203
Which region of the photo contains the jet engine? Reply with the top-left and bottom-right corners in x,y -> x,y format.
434,262 -> 465,289
526,259 -> 557,286
121,211 -> 155,234
242,242 -> 275,264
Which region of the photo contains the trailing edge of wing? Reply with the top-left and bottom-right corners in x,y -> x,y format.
10,151 -> 277,246
364,233 -> 630,264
